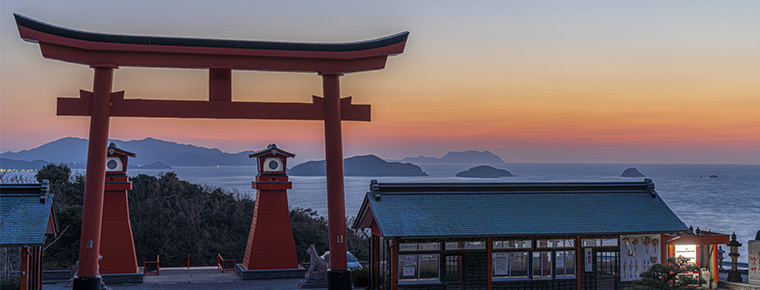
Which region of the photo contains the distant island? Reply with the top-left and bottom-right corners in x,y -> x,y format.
135,161 -> 172,170
401,150 -> 505,164
289,155 -> 427,176
620,167 -> 645,177
455,165 -> 513,178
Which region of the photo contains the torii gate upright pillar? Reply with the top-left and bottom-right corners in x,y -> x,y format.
322,73 -> 351,289
73,66 -> 115,289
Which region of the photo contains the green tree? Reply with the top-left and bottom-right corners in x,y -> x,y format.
290,208 -> 330,262
36,163 -> 72,184
35,165 -> 358,270
38,164 -> 85,270
630,257 -> 704,289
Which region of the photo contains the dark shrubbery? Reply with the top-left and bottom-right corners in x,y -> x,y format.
352,267 -> 369,287
0,275 -> 20,290
128,172 -> 254,266
291,208 -> 330,262
36,164 -> 368,269
37,165 -> 85,270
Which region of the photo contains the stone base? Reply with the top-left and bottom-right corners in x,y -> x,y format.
327,270 -> 352,290
42,270 -> 72,282
718,280 -> 760,290
729,271 -> 746,283
72,276 -> 102,290
235,263 -> 305,280
101,268 -> 143,284
298,279 -> 329,288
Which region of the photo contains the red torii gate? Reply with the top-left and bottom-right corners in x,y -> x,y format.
14,14 -> 407,290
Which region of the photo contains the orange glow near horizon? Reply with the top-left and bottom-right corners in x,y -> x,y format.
1,1 -> 759,163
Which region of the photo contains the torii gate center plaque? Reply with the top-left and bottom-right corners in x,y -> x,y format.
15,14 -> 407,290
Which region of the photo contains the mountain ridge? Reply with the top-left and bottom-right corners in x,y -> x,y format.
1,137 -> 505,170
400,150 -> 505,164
0,137 -> 254,167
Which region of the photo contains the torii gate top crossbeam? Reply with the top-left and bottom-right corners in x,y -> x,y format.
14,14 -> 408,73
15,14 -> 408,286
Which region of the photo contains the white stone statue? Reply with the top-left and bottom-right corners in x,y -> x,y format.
305,244 -> 328,281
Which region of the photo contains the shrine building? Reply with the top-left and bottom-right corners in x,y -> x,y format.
0,181 -> 58,290
352,179 -> 712,290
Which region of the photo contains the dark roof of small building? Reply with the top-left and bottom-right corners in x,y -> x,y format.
353,180 -> 688,239
0,182 -> 56,246
108,142 -> 135,157
249,144 -> 296,158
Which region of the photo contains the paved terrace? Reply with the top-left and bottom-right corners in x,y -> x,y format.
41,266 -> 754,289
42,267 -> 344,290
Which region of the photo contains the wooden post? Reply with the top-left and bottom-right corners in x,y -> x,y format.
209,68 -> 232,102
390,240 -> 398,290
576,236 -> 582,290
322,72 -> 351,290
712,244 -> 719,285
74,66 -> 114,290
661,234 -> 668,263
487,238 -> 492,290
20,247 -> 29,290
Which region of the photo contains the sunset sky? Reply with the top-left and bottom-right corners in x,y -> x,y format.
1,1 -> 759,163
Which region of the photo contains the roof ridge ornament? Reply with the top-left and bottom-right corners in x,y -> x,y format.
370,180 -> 381,200
39,179 -> 49,203
644,178 -> 656,198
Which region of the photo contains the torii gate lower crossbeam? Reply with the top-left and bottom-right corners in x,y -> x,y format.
15,14 -> 408,290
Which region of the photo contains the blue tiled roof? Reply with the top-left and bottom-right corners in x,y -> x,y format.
0,183 -> 54,246
355,180 -> 688,238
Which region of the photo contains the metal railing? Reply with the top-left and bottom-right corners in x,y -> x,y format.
143,255 -> 160,275
216,254 -> 235,273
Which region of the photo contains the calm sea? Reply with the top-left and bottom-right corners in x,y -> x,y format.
75,163 -> 759,263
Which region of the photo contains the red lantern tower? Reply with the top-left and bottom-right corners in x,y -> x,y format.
242,144 -> 300,272
99,143 -> 138,275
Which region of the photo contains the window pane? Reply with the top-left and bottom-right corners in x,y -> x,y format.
445,242 -> 463,250
445,255 -> 463,282
419,243 -> 440,251
509,252 -> 529,278
419,255 -> 439,281
566,251 -> 576,276
492,253 -> 509,277
465,241 -> 485,249
601,239 -> 618,247
555,250 -> 577,278
400,243 -> 417,252
538,239 -> 574,248
493,240 -> 532,249
399,254 -> 418,281
556,252 -> 566,276
532,252 -> 552,278
582,239 -> 601,247
446,241 -> 485,250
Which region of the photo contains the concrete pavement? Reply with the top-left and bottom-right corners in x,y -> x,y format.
43,266 -> 310,289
